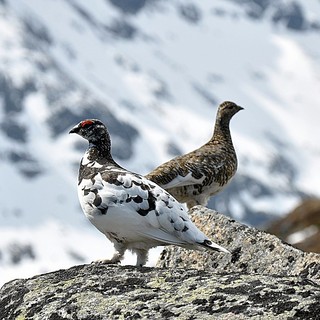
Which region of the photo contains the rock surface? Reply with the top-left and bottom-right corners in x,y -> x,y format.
157,206 -> 320,283
1,264 -> 320,320
2,206 -> 320,319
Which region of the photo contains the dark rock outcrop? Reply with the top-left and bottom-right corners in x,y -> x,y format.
1,206 -> 320,319
157,206 -> 320,282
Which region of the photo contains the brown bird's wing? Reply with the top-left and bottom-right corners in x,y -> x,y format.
146,148 -> 228,189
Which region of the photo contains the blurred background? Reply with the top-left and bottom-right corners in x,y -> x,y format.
1,0 -> 320,286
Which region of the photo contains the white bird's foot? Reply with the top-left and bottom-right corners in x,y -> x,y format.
92,257 -> 121,265
135,249 -> 148,268
92,250 -> 124,265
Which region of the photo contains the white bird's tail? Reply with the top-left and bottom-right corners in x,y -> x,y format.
198,239 -> 230,253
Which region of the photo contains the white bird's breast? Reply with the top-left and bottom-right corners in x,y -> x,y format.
81,153 -> 103,168
77,174 -> 123,218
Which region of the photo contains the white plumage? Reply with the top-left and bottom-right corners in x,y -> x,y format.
70,119 -> 229,266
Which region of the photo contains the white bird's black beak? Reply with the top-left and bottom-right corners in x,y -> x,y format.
69,124 -> 80,134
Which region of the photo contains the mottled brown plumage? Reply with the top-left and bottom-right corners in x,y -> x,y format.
146,101 -> 243,209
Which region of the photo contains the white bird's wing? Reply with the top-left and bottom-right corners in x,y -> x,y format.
114,173 -> 215,248
81,169 -> 227,252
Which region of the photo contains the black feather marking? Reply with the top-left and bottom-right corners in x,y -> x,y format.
133,196 -> 143,203
162,199 -> 169,206
113,179 -> 123,186
148,192 -> 157,211
182,226 -> 189,232
82,187 -> 91,196
101,171 -> 124,186
78,163 -> 101,185
123,181 -> 133,188
93,193 -> 102,207
199,239 -> 220,252
137,208 -> 149,216
99,207 -> 108,215
137,191 -> 156,216
139,183 -> 150,191
107,232 -> 123,243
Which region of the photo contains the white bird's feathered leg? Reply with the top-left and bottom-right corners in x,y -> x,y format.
94,244 -> 125,264
134,249 -> 148,267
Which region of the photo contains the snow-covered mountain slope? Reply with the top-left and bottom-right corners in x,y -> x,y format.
1,0 -> 320,285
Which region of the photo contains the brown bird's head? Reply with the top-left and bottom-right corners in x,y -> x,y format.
214,101 -> 243,127
218,101 -> 243,120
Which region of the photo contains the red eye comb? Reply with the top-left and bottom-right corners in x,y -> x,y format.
80,120 -> 94,127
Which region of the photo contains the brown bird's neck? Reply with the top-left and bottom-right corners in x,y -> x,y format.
210,116 -> 234,146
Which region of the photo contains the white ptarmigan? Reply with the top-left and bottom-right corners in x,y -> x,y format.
146,101 -> 243,209
69,119 -> 229,267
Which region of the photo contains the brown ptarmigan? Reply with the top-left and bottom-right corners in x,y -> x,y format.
69,119 -> 229,267
146,101 -> 243,210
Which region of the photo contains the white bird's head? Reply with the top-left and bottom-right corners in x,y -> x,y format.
69,119 -> 110,144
